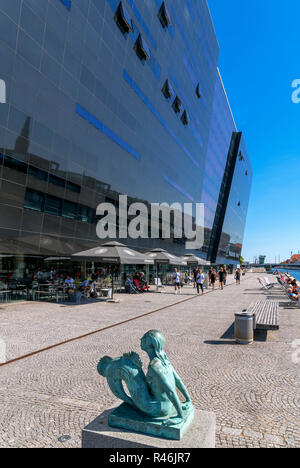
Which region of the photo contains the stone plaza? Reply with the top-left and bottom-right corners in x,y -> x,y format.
0,274 -> 299,448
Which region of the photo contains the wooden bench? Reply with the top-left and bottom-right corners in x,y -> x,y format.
248,301 -> 279,331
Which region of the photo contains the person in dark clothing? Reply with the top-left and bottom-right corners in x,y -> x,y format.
210,270 -> 216,290
208,268 -> 213,287
218,267 -> 225,290
193,267 -> 199,289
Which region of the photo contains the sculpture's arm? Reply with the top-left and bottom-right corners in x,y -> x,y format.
173,369 -> 192,403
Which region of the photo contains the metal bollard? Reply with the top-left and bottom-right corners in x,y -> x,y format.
234,310 -> 254,345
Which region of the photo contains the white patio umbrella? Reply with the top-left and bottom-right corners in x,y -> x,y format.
72,242 -> 154,299
143,248 -> 187,290
182,254 -> 210,266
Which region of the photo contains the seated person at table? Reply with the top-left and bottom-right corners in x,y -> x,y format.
133,273 -> 146,292
79,279 -> 93,292
139,272 -> 150,291
133,272 -> 140,282
80,279 -> 98,298
64,275 -> 75,298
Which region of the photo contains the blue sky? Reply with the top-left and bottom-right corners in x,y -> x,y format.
208,0 -> 300,263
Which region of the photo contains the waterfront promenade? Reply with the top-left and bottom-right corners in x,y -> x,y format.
0,274 -> 299,448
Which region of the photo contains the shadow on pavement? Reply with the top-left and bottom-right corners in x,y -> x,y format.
204,323 -> 268,345
254,330 -> 268,342
204,340 -> 236,346
221,323 -> 235,339
204,323 -> 236,346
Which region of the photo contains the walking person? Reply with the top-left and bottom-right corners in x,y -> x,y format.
173,268 -> 181,294
218,267 -> 225,290
196,269 -> 205,295
204,271 -> 209,290
193,267 -> 199,289
235,268 -> 241,285
210,269 -> 216,290
223,267 -> 227,286
208,268 -> 212,288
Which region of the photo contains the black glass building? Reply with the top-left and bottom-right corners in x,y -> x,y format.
0,0 -> 252,284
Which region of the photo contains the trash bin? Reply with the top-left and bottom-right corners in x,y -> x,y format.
234,310 -> 254,345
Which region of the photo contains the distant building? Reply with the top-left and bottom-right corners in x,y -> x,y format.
259,255 -> 266,265
290,255 -> 300,264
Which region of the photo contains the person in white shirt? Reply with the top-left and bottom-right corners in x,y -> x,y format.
196,269 -> 205,295
173,268 -> 181,294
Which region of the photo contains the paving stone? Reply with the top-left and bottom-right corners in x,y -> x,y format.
0,274 -> 299,448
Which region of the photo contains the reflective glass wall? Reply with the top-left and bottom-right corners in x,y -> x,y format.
0,0 -> 220,263
217,135 -> 252,262
0,0 -> 252,284
200,70 -> 236,256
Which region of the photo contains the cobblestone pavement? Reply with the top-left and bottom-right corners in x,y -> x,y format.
0,274 -> 299,448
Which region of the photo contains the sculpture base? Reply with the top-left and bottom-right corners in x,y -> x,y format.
82,408 -> 216,448
109,403 -> 194,441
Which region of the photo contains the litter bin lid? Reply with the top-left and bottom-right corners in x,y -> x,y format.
235,311 -> 254,318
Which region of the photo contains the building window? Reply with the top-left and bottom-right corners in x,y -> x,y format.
66,181 -> 81,194
158,2 -> 171,28
77,206 -> 95,224
181,110 -> 190,126
172,96 -> 182,114
135,34 -> 151,61
115,1 -> 133,34
49,174 -> 65,189
162,79 -> 174,99
196,83 -> 202,99
28,166 -> 48,181
45,195 -> 62,216
62,200 -> 77,220
24,189 -> 45,212
2,154 -> 27,174
24,189 -> 94,223
78,205 -> 89,223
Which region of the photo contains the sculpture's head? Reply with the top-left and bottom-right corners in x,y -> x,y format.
141,330 -> 166,358
97,356 -> 113,377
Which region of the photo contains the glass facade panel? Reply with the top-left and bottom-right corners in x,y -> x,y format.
217,136 -> 253,262
24,188 -> 44,212
44,195 -> 62,216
